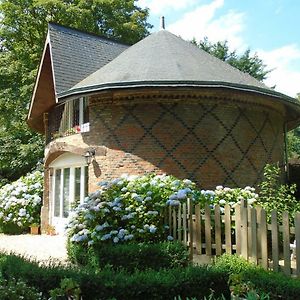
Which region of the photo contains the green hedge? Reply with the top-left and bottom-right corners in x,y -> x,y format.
0,254 -> 229,299
1,253 -> 300,299
214,254 -> 300,299
67,241 -> 190,271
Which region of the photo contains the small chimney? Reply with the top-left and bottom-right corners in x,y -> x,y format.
160,16 -> 165,30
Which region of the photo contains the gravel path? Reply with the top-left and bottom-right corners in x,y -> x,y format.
0,234 -> 68,264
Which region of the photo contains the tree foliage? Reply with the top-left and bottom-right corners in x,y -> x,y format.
287,94 -> 300,159
192,37 -> 271,81
0,0 -> 151,185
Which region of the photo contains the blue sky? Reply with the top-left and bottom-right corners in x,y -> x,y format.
139,0 -> 300,97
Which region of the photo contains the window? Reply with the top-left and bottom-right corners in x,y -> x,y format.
52,165 -> 88,219
49,97 -> 89,141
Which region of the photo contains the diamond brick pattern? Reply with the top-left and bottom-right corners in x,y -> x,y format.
91,101 -> 283,188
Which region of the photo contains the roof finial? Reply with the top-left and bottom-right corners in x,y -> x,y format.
160,16 -> 165,30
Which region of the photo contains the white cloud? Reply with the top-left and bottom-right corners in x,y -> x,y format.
257,45 -> 300,97
166,0 -> 245,50
139,0 -> 196,14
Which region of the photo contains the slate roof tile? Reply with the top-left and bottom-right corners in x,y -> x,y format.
48,23 -> 128,95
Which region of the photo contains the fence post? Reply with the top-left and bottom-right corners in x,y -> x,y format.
282,211 -> 291,276
271,210 -> 279,272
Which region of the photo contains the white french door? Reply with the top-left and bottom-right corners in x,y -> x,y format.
50,153 -> 88,234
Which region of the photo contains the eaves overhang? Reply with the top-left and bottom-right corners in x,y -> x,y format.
27,31 -> 57,133
57,80 -> 300,130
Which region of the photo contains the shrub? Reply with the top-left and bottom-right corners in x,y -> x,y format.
258,164 -> 300,223
66,174 -> 196,247
197,186 -> 258,209
0,277 -> 44,300
215,254 -> 300,300
67,241 -> 189,271
0,254 -> 229,300
0,169 -> 43,234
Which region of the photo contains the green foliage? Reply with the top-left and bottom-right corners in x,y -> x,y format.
214,254 -> 256,276
0,277 -> 44,300
197,186 -> 258,209
193,37 -> 270,81
257,164 -> 299,223
0,0 -> 152,183
2,253 -> 300,299
0,169 -> 43,233
215,254 -> 300,300
287,127 -> 300,159
67,174 -> 195,246
67,241 -> 189,271
0,253 -> 229,300
49,278 -> 81,300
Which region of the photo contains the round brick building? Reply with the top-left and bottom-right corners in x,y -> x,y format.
28,24 -> 300,232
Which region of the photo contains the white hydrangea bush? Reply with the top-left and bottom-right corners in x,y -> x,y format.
0,170 -> 43,232
67,173 -> 259,246
67,174 -> 196,246
198,185 -> 258,211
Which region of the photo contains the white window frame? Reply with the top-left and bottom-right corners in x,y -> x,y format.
58,97 -> 89,135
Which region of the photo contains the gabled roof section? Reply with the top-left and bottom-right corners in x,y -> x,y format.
27,23 -> 128,133
48,23 -> 129,94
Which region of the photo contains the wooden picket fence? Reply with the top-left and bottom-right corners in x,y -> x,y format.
168,199 -> 300,277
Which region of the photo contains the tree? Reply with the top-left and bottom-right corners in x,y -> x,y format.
287,94 -> 300,159
0,0 -> 151,185
192,37 -> 270,81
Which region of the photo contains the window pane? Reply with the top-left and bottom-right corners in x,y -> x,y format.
75,167 -> 81,206
84,166 -> 88,197
54,170 -> 61,217
63,168 -> 70,218
83,97 -> 89,124
73,98 -> 80,127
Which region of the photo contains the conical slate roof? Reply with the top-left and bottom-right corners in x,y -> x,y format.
60,29 -> 274,98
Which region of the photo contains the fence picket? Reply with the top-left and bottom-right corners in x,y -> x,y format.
225,204 -> 232,254
189,199 -> 194,260
172,207 -> 177,240
178,204 -> 182,242
240,200 -> 248,259
168,206 -> 172,235
167,199 -> 300,278
205,203 -> 212,256
215,205 -> 222,255
282,211 -> 291,276
295,213 -> 300,276
235,204 -> 241,255
271,210 -> 279,272
195,204 -> 201,254
260,208 -> 268,270
182,202 -> 187,246
250,207 -> 257,265
256,206 -> 262,259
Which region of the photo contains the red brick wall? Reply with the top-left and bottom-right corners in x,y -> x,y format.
85,94 -> 284,189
